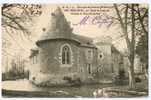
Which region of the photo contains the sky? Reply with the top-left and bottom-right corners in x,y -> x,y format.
31,4 -> 126,48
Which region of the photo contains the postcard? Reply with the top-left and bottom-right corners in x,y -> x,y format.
1,3 -> 149,98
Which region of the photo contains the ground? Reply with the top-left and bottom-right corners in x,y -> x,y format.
94,79 -> 148,97
2,79 -> 148,97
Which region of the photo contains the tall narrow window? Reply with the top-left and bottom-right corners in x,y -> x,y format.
87,64 -> 92,74
62,45 -> 71,64
62,51 -> 65,64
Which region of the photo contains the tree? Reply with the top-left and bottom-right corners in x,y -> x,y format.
136,34 -> 148,78
135,4 -> 148,78
2,4 -> 42,73
2,4 -> 42,49
2,4 -> 42,35
2,4 -> 42,50
113,4 -> 148,88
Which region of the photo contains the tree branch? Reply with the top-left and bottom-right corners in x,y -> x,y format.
136,5 -> 148,35
114,4 -> 131,53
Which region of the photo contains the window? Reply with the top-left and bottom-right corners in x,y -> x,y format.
99,52 -> 104,60
87,64 -> 92,74
99,54 -> 103,58
32,55 -> 38,64
87,50 -> 93,60
62,45 -> 71,64
32,56 -> 35,64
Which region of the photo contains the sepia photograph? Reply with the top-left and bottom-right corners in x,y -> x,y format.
1,4 -> 149,98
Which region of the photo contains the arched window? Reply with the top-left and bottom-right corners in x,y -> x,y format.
62,45 -> 71,64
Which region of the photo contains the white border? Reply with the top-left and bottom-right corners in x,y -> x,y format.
0,0 -> 150,4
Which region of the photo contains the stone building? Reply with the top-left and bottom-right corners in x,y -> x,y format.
29,8 -> 98,85
94,37 -> 126,80
29,7 -> 125,86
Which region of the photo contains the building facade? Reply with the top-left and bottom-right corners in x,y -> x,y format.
94,38 -> 127,80
29,7 -> 125,86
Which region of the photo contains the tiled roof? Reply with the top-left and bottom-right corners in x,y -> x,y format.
36,32 -> 95,48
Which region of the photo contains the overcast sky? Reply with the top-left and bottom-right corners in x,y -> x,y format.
31,4 -> 126,49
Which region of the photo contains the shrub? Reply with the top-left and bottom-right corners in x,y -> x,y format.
135,77 -> 141,83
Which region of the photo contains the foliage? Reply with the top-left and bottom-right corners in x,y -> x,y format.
2,4 -> 42,35
113,4 -> 148,88
2,4 -> 42,72
2,4 -> 42,55
136,34 -> 148,65
118,70 -> 125,79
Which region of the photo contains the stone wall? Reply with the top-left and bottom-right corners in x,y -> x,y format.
38,39 -> 79,75
95,43 -> 113,79
78,46 -> 98,82
30,39 -> 98,84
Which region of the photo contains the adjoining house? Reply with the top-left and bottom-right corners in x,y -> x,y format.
29,7 -> 125,86
94,37 -> 128,81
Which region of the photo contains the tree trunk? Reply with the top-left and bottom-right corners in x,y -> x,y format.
143,63 -> 148,79
114,4 -> 136,88
128,4 -> 136,89
128,61 -> 135,88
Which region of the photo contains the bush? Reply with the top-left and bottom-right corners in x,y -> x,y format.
135,77 -> 141,83
2,70 -> 29,81
119,70 -> 125,79
113,70 -> 128,85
